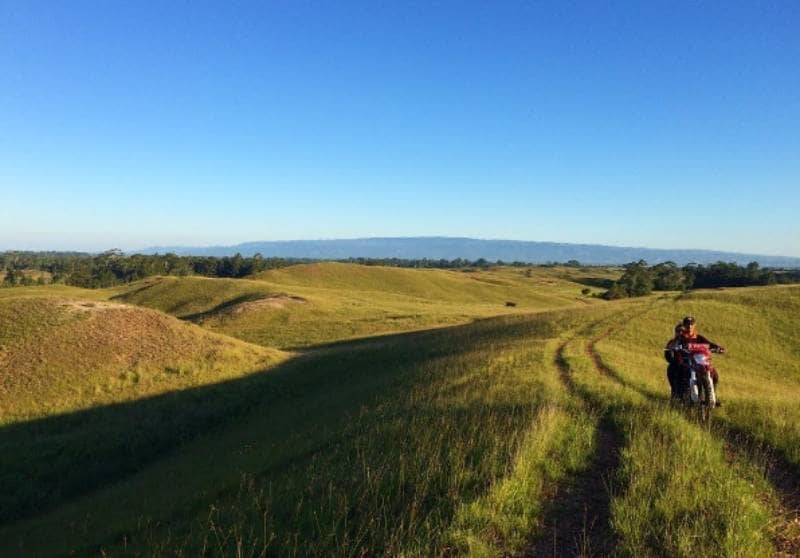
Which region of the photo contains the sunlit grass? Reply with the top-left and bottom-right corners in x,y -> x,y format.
0,275 -> 796,557
562,326 -> 773,557
595,285 -> 800,468
0,295 -> 286,423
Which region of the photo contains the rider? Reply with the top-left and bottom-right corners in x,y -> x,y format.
677,316 -> 725,406
664,324 -> 686,399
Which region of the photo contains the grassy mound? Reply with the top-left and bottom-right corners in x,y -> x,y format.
110,275 -> 279,319
256,262 -> 618,303
0,295 -> 286,422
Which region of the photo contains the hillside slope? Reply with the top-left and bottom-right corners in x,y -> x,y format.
254,262 -> 568,302
0,295 -> 286,422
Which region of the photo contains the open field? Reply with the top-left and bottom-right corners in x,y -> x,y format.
0,264 -> 798,556
111,263 -> 616,348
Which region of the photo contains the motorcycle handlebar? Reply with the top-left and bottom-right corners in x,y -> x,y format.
674,346 -> 725,355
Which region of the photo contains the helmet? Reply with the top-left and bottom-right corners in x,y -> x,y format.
682,316 -> 696,328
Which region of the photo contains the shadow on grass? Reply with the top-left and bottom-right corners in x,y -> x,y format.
569,277 -> 616,290
108,278 -> 163,301
0,311 -> 559,530
180,292 -> 268,321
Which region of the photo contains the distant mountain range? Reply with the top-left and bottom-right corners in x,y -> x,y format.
140,237 -> 800,268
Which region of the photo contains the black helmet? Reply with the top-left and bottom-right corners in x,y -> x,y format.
682,316 -> 696,327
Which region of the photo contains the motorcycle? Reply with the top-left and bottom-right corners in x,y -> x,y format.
674,342 -> 722,424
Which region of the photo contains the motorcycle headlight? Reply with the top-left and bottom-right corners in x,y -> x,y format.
693,354 -> 708,365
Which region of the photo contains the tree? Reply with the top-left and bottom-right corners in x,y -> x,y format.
2,269 -> 18,287
617,260 -> 653,296
603,283 -> 628,300
652,262 -> 688,291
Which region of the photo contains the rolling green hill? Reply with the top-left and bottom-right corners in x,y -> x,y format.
253,262 -> 589,302
0,294 -> 286,422
1,275 -> 798,557
0,290 -> 287,527
113,263 -> 616,348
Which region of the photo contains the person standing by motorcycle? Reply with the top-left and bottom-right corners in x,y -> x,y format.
664,324 -> 686,399
678,316 -> 725,405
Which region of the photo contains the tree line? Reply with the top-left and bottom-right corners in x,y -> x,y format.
603,260 -> 800,299
0,251 -> 308,288
1,251 -> 551,288
3,251 -> 798,292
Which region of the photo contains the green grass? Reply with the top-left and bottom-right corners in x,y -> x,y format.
109,275 -> 280,318
564,286 -> 800,556
449,403 -> 596,557
594,285 -> 800,469
1,270 -> 798,557
1,308 -> 609,556
559,314 -> 774,557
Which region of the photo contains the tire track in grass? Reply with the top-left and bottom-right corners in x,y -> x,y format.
587,326 -> 800,556
525,339 -> 622,557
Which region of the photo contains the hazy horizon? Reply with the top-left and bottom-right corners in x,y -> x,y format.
2,235 -> 799,261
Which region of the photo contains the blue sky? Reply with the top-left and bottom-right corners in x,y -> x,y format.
1,1 -> 798,255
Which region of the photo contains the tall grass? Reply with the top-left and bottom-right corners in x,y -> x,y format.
1,309 -> 607,557
562,299 -> 787,556
2,280 -> 795,557
595,285 -> 800,470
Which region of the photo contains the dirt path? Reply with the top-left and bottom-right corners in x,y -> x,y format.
525,341 -> 622,557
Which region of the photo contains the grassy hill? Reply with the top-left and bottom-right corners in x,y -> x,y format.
0,293 -> 286,423
114,263 -> 616,348
253,262 -> 593,302
0,289 -> 287,526
2,275 -> 798,556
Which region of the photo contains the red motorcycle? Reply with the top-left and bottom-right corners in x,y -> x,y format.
675,342 -> 722,424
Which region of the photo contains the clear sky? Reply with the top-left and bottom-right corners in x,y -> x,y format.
1,1 -> 798,255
